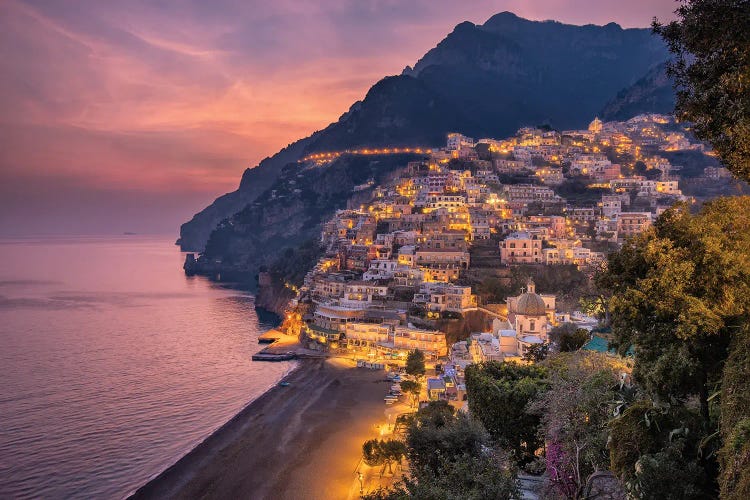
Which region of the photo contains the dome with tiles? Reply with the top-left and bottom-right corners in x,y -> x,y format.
516,281 -> 546,316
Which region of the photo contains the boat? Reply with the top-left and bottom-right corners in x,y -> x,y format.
279,381 -> 290,387
252,352 -> 297,362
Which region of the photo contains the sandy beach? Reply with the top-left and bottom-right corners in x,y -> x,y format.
130,358 -> 389,500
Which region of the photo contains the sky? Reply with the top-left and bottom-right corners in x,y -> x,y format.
0,0 -> 677,236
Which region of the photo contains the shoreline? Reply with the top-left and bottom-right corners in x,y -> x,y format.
124,359 -> 299,498
129,358 -> 388,500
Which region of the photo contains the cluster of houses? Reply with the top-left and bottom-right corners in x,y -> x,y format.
282,114 -> 711,400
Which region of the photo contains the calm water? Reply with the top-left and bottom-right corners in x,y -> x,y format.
0,235 -> 291,499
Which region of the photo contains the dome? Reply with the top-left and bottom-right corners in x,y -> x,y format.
516,292 -> 547,316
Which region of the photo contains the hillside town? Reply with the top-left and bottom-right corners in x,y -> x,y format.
265,113 -> 730,405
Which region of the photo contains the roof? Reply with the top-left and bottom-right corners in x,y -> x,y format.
307,324 -> 341,336
521,335 -> 545,344
427,378 -> 446,391
516,292 -> 547,316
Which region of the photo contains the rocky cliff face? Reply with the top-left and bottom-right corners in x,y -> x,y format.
255,280 -> 295,317
600,62 -> 675,121
181,11 -> 674,262
190,153 -> 418,286
177,134 -> 317,251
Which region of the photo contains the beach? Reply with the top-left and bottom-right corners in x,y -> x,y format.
130,358 -> 389,500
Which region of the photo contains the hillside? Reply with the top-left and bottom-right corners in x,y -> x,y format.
179,12 -> 672,253
190,153 -> 420,285
599,62 -> 675,120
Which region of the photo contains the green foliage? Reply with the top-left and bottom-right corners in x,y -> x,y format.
522,343 -> 549,363
464,361 -> 549,464
365,401 -> 518,500
475,277 -> 513,303
363,439 -> 384,466
609,400 -> 660,480
362,439 -> 407,475
364,452 -> 519,500
600,198 -> 750,410
608,398 -> 712,496
549,323 -> 591,352
654,0 -> 750,182
399,380 -> 421,408
406,403 -> 486,474
533,352 -> 626,496
600,198 -> 750,496
269,239 -> 324,286
405,349 -> 426,378
719,324 -> 750,499
630,439 -> 710,499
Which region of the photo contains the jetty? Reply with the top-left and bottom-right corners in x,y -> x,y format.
258,328 -> 283,344
253,329 -> 319,362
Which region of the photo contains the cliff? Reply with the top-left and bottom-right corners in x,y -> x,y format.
600,62 -> 675,121
189,153 -> 418,286
254,278 -> 295,317
177,134 -> 317,252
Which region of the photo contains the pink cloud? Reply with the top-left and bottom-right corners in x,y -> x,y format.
0,0 -> 677,235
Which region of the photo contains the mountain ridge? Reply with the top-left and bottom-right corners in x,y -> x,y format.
178,12 -> 673,253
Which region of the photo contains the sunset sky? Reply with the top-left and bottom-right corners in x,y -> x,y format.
0,0 -> 677,236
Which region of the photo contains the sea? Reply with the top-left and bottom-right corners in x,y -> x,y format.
0,235 -> 292,498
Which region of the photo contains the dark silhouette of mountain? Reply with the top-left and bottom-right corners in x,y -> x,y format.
179,12 -> 671,252
600,62 -> 675,121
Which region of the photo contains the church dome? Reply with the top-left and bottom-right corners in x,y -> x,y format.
516,292 -> 547,316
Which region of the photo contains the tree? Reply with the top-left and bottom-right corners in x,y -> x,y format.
363,439 -> 383,466
522,342 -> 550,362
653,0 -> 750,182
380,440 -> 407,476
532,351 -> 628,498
363,452 -> 518,500
549,323 -> 591,352
600,198 -> 750,497
364,401 -> 519,500
600,198 -> 750,422
399,380 -> 422,408
405,349 -> 426,379
719,324 -> 750,499
630,439 -> 710,499
362,439 -> 407,476
464,361 -> 549,464
406,404 -> 487,474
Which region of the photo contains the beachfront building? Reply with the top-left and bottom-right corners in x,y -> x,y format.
344,322 -> 392,349
392,326 -> 447,359
342,322 -> 447,360
311,303 -> 364,332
